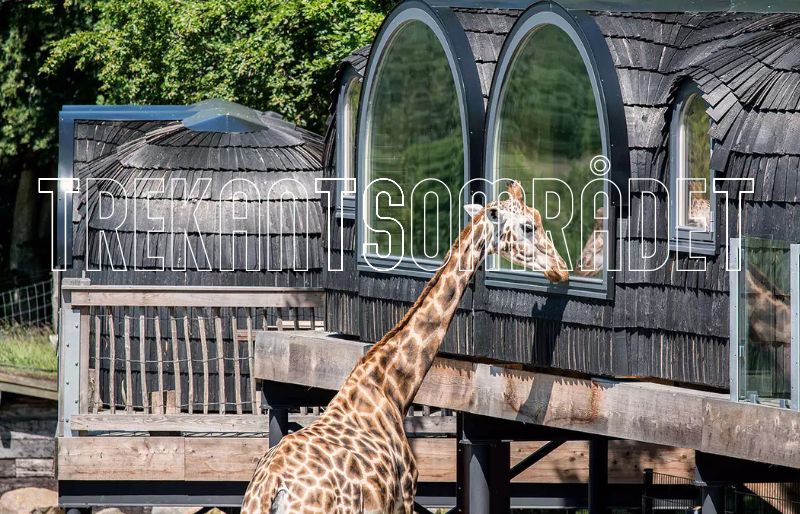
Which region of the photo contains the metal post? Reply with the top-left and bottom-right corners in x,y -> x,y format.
729,237 -> 741,403
268,408 -> 289,448
59,278 -> 90,438
588,439 -> 608,514
641,468 -> 654,514
790,244 -> 799,411
701,486 -> 725,514
456,413 -> 510,514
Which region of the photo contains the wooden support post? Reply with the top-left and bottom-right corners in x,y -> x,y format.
456,413 -> 510,514
588,439 -> 608,514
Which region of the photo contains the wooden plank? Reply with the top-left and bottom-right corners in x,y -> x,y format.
79,308 -> 90,414
247,313 -> 257,413
123,315 -> 133,412
139,314 -> 148,412
66,287 -> 325,308
183,314 -> 193,415
232,316 -> 242,414
93,314 -> 101,412
69,414 -> 269,433
253,332 -> 368,392
214,311 -> 226,415
170,313 -> 182,412
700,398 -> 800,467
198,316 -> 210,414
155,313 -> 164,394
0,369 -> 57,401
184,438 -> 269,481
253,332 -> 800,469
15,458 -> 53,478
107,308 -> 115,414
57,435 -> 694,484
57,436 -> 185,481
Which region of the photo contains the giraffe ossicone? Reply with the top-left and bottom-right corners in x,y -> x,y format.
242,181 -> 568,514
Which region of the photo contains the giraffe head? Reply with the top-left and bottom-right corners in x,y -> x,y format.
464,181 -> 569,283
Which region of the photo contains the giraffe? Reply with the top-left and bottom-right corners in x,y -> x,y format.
242,181 -> 569,514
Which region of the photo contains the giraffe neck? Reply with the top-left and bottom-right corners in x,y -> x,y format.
332,216 -> 490,418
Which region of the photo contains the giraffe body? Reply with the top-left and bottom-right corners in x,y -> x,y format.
243,182 -> 568,513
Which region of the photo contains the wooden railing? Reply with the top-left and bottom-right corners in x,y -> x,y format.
58,279 -> 325,437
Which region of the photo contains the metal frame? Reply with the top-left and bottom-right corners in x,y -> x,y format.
483,1 -> 629,300
57,104 -> 195,268
729,237 -> 741,402
355,1 -> 485,278
335,65 -> 362,218
791,243 -> 799,411
669,81 -> 717,256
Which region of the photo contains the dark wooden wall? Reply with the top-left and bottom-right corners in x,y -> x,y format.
324,7 -> 800,390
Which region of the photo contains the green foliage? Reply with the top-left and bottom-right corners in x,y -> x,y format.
43,0 -> 392,132
0,0 -> 96,163
0,324 -> 57,373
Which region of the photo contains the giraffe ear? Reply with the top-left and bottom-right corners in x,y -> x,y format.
464,204 -> 483,219
507,181 -> 525,203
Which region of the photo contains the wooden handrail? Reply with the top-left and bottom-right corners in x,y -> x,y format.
61,284 -> 325,308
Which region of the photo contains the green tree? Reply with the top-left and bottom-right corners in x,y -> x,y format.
0,0 -> 96,278
44,0 -> 392,132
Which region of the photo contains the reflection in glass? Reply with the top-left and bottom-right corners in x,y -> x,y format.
341,78 -> 361,195
677,94 -> 712,231
365,21 -> 464,261
494,24 -> 603,277
738,238 -> 791,406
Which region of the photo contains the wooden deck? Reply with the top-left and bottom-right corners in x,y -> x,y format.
253,331 -> 800,470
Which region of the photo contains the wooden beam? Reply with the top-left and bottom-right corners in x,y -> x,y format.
253,331 -> 800,469
67,413 -> 457,437
68,414 -> 269,433
56,436 -> 694,483
62,285 -> 325,308
0,369 -> 57,401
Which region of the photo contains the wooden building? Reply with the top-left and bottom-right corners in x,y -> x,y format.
58,101 -> 324,414
323,0 -> 800,397
53,1 -> 800,512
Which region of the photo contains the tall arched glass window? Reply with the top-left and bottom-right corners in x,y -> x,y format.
362,19 -> 465,265
670,85 -> 715,254
337,71 -> 362,210
489,19 -> 609,294
341,77 -> 361,192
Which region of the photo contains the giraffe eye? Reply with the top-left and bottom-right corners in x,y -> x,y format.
523,223 -> 534,234
485,207 -> 499,223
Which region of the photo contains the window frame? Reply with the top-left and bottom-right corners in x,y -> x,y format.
355,5 -> 478,278
669,82 -> 717,255
484,8 -> 621,300
336,67 -> 362,218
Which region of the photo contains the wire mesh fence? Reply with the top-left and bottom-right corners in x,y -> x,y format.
0,277 -> 53,327
642,471 -> 800,514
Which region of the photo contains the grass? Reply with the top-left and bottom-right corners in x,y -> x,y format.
0,324 -> 57,374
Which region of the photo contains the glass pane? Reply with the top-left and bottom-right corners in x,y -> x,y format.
678,94 -> 712,230
365,21 -> 464,261
739,238 -> 792,406
342,79 -> 361,192
494,24 -> 603,277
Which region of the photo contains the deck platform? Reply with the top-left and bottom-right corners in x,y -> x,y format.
253,331 -> 800,470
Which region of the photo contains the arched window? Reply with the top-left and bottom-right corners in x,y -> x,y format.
670,85 -> 715,254
360,15 -> 466,268
486,11 -> 615,298
336,68 -> 362,212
